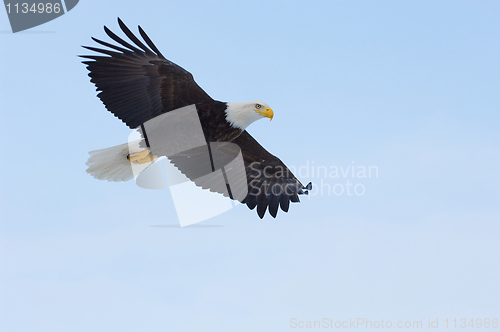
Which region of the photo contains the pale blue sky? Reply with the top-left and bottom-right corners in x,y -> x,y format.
1,1 -> 499,331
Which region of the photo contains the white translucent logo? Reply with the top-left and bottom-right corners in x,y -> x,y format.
127,105 -> 247,227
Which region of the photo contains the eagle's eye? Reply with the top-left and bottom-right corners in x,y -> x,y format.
255,104 -> 262,109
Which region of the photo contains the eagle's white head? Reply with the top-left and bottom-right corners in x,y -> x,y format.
225,101 -> 274,130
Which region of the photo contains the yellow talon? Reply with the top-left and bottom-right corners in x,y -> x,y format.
127,149 -> 157,164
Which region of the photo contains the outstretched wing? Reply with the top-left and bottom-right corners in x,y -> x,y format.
80,18 -> 213,129
167,131 -> 311,218
234,131 -> 311,218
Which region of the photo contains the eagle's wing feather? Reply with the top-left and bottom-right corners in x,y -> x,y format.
234,131 -> 311,218
80,18 -> 213,129
167,131 -> 310,218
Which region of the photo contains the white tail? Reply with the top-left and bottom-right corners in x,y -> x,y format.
86,143 -> 134,182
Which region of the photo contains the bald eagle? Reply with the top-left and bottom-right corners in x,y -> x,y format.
82,18 -> 311,219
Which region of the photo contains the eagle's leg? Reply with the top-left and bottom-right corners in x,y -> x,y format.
127,149 -> 158,164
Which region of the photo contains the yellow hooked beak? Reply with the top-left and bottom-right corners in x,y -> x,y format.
256,107 -> 274,121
